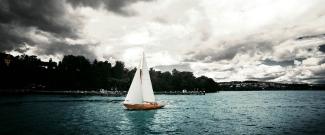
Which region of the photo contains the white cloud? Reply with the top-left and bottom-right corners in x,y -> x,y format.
6,0 -> 325,83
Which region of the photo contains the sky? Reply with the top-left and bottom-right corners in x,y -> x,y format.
0,0 -> 325,83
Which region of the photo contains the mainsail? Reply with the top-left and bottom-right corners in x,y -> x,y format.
124,52 -> 155,104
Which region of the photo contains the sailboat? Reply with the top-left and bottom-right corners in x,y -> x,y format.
123,52 -> 165,110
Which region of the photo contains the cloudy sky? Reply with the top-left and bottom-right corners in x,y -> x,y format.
1,0 -> 325,83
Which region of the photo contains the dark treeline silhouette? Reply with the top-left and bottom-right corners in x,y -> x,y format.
0,52 -> 220,92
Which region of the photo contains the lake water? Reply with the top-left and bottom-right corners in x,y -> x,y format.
0,91 -> 325,135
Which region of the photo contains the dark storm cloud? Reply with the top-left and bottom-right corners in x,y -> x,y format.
66,0 -> 154,16
302,75 -> 325,84
0,0 -> 99,59
262,59 -> 294,67
296,33 -> 325,40
319,44 -> 325,53
0,23 -> 32,52
36,41 -> 97,60
312,68 -> 325,78
186,47 -> 237,62
247,71 -> 285,82
186,41 -> 272,62
0,0 -> 156,57
154,63 -> 192,72
0,0 -> 80,38
0,0 -> 83,52
319,58 -> 325,65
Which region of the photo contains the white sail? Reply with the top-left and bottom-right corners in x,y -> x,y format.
124,52 -> 156,104
141,53 -> 155,102
124,64 -> 143,104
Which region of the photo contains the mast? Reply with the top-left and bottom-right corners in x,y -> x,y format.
141,52 -> 155,102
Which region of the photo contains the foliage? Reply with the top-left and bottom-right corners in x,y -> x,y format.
0,52 -> 220,92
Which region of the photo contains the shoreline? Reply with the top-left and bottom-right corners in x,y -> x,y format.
0,89 -> 206,96
1,89 -> 325,96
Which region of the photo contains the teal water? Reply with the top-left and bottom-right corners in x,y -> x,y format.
0,91 -> 325,135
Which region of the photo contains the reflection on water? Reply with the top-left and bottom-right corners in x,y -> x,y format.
0,91 -> 325,135
120,110 -> 157,134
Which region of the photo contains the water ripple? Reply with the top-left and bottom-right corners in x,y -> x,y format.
1,91 -> 325,135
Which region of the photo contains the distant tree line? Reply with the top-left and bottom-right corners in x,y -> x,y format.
219,81 -> 325,90
0,52 -> 220,92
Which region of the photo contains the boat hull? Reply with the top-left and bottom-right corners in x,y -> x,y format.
123,103 -> 165,110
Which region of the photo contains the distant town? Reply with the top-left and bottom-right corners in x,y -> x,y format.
219,81 -> 325,91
